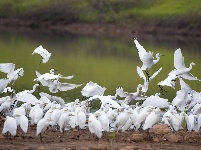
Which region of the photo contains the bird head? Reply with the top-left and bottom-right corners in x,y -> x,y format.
191,62 -> 196,66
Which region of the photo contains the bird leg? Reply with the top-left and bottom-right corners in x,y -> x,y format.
39,133 -> 43,142
145,128 -> 151,140
144,70 -> 150,81
158,85 -> 167,95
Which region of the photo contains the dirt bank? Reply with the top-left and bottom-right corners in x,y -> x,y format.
1,116 -> 201,150
0,18 -> 201,38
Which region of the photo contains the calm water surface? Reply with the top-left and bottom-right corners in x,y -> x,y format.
0,28 -> 201,102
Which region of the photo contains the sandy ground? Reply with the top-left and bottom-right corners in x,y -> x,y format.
1,117 -> 201,150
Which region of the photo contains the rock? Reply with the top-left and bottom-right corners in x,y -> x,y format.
149,124 -> 170,135
184,134 -> 198,143
163,133 -> 178,143
130,133 -> 143,142
152,137 -> 160,143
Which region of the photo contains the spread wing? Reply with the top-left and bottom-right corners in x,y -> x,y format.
0,79 -> 9,93
0,63 -> 15,75
136,66 -> 146,81
58,83 -> 83,91
174,48 -> 186,69
32,45 -> 51,63
134,39 -> 147,61
150,67 -> 162,80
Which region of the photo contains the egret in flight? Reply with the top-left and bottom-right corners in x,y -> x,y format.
0,63 -> 24,85
134,38 -> 163,80
158,48 -> 199,94
137,66 -> 162,95
32,45 -> 51,64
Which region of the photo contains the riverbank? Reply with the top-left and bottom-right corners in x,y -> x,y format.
1,18 -> 201,38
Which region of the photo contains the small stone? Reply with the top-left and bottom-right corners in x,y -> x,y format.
130,133 -> 143,142
149,124 -> 170,135
152,137 -> 160,143
163,133 -> 178,143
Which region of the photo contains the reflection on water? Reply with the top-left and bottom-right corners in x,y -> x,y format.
0,27 -> 201,102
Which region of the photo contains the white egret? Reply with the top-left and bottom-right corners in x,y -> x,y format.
88,113 -> 102,139
116,84 -> 143,105
32,45 -> 51,63
114,109 -> 132,131
34,70 -> 73,84
14,114 -> 29,137
0,63 -> 24,85
137,66 -> 162,95
16,84 -> 40,105
36,118 -> 51,142
135,107 -> 154,130
95,111 -> 110,132
174,48 -> 199,80
179,111 -> 189,131
121,118 -> 133,132
142,95 -> 169,108
81,81 -> 106,97
0,97 -> 14,115
50,108 -> 61,128
172,78 -> 193,108
40,78 -> 83,93
143,108 -> 161,130
76,106 -> 87,130
134,38 -> 163,78
29,105 -> 44,125
59,112 -> 75,133
88,95 -> 121,109
2,116 -> 17,138
169,110 -> 181,132
39,92 -> 65,106
187,114 -> 196,131
0,79 -> 9,93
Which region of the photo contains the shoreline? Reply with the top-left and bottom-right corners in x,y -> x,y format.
0,18 -> 201,37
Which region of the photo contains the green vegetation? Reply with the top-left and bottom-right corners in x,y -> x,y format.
0,0 -> 200,24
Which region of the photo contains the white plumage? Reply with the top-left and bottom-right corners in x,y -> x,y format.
32,45 -> 51,63
0,63 -> 24,84
134,38 -> 163,70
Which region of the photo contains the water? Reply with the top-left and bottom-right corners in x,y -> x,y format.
0,27 -> 201,103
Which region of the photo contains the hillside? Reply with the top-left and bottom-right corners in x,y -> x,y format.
0,0 -> 201,35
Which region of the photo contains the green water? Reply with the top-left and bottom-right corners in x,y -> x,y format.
0,28 -> 201,103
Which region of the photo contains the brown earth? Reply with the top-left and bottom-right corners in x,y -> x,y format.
1,116 -> 201,150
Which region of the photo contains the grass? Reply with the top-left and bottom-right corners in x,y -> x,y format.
0,0 -> 201,24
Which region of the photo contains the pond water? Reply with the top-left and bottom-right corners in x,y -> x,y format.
0,27 -> 201,103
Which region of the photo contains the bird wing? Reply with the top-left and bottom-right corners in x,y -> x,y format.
58,83 -> 83,91
0,63 -> 15,75
179,78 -> 192,90
16,91 -> 39,105
136,66 -> 146,81
32,45 -> 51,63
35,71 -> 41,78
181,73 -> 200,81
149,67 -> 162,80
115,87 -> 128,97
60,75 -> 74,79
174,48 -> 186,69
142,95 -> 169,108
39,92 -> 65,105
191,91 -> 201,103
89,95 -> 121,109
134,39 -> 147,61
0,79 -> 9,93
